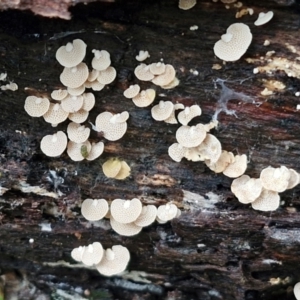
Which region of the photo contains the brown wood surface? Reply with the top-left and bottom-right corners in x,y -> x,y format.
0,0 -> 300,299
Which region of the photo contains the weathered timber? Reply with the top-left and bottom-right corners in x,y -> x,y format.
0,0 -> 300,299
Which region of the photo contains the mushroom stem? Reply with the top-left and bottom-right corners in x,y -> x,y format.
106,249 -> 115,261
65,42 -> 74,52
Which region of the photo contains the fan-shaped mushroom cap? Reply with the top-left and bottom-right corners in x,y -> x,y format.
231,175 -> 263,204
97,66 -> 117,85
134,205 -> 157,227
24,96 -> 50,117
178,0 -> 197,10
60,63 -> 89,88
102,158 -> 122,178
43,103 -> 69,126
151,100 -> 174,121
205,150 -> 234,173
178,105 -> 202,125
195,133 -> 222,163
84,79 -> 105,91
81,198 -> 109,221
260,166 -> 290,193
82,93 -> 95,111
251,188 -> 280,211
213,23 -> 252,62
164,103 -> 184,124
40,131 -> 67,157
132,89 -> 156,107
161,77 -> 180,90
149,62 -> 166,75
56,39 -> 87,68
67,122 -> 90,143
95,111 -> 128,141
61,95 -> 84,113
110,217 -> 143,236
134,64 -> 155,81
51,89 -> 68,101
86,142 -> 104,161
95,245 -> 130,276
87,69 -> 100,82
168,143 -> 188,162
68,109 -> 89,123
110,198 -> 142,223
294,282 -> 300,300
71,246 -> 85,262
286,168 -> 300,190
157,203 -> 178,221
67,140 -> 91,161
91,49 -> 111,71
123,84 -> 140,99
81,242 -> 104,266
152,64 -> 176,86
176,124 -> 207,148
223,154 -> 247,178
114,161 -> 131,180
136,50 -> 150,62
110,111 -> 129,123
254,11 -> 274,26
67,85 -> 85,96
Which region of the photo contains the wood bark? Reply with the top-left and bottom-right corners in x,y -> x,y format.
0,0 -> 300,299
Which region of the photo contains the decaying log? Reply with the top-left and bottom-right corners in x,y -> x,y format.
0,0 -> 300,299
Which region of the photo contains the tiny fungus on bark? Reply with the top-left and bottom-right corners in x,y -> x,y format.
168,143 -> 188,162
178,0 -> 197,10
135,50 -> 150,62
60,63 -> 89,88
97,66 -> 117,85
123,84 -> 140,99
61,95 -> 84,113
24,96 -> 50,117
110,198 -> 142,224
95,245 -> 130,276
231,175 -> 263,204
40,131 -> 68,157
176,124 -> 207,148
81,198 -> 109,221
110,217 -> 143,236
251,188 -> 280,211
43,103 -> 69,127
260,166 -> 290,193
132,89 -> 156,107
134,205 -> 158,227
149,62 -> 166,75
81,242 -> 104,266
178,105 -> 202,125
151,100 -> 174,121
223,154 -> 247,178
134,63 -> 155,81
213,23 -> 252,61
51,89 -> 68,101
56,39 -> 87,68
67,122 -> 90,143
91,49 -> 111,71
254,11 -> 274,26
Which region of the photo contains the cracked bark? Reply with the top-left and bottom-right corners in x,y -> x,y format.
0,0 -> 300,299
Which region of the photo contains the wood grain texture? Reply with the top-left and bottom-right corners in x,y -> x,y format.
0,0 -> 300,299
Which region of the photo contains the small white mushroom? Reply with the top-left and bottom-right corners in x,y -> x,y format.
67,122 -> 90,143
71,246 -> 85,262
151,101 -> 174,121
213,23 -> 252,61
97,66 -> 117,85
123,84 -> 140,99
157,203 -> 179,221
168,143 -> 188,162
91,49 -> 111,71
294,282 -> 300,300
178,0 -> 197,10
81,242 -> 104,266
178,105 -> 202,125
176,124 -> 207,148
223,154 -> 247,178
43,103 -> 69,127
24,96 -> 50,117
260,166 -> 290,193
134,64 -> 155,81
251,188 -> 280,211
110,198 -> 142,224
134,205 -> 157,227
40,131 -> 68,157
81,198 -> 109,221
56,39 -> 87,68
254,11 -> 274,26
135,50 -> 150,62
110,217 -> 143,236
95,245 -> 130,276
132,89 -> 156,107
60,63 -> 89,88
